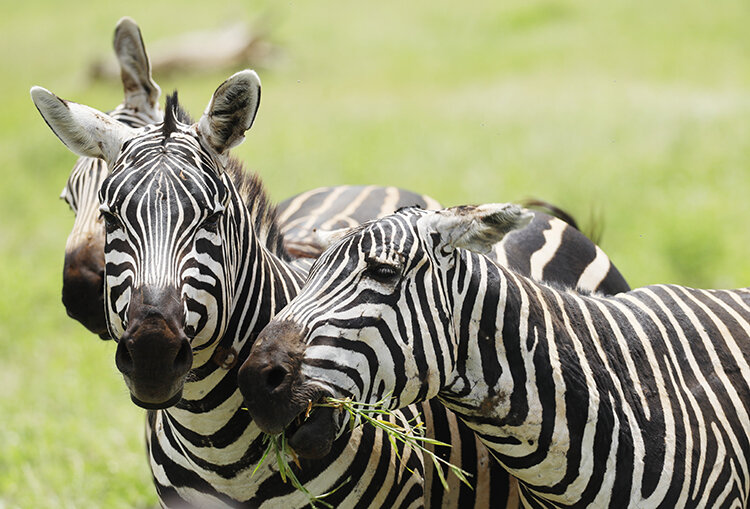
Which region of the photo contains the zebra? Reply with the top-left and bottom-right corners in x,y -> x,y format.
33,71 -> 476,508
60,16 -> 162,337
238,204 -> 750,508
57,18 -> 446,341
278,187 -> 629,295
31,69 -> 631,507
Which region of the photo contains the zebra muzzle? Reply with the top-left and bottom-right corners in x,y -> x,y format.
238,320 -> 311,434
62,244 -> 109,338
115,286 -> 192,408
285,403 -> 338,460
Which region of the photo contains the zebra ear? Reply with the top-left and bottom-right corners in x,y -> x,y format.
426,203 -> 534,255
30,86 -> 136,166
114,17 -> 161,115
198,70 -> 261,156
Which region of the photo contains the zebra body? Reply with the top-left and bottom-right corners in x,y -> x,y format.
279,187 -> 629,296
33,67 -> 629,506
240,204 -> 750,508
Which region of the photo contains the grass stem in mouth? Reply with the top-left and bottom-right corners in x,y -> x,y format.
248,392 -> 472,505
251,431 -> 348,508
315,393 -> 473,491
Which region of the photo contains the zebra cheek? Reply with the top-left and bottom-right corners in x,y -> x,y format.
105,287 -> 128,339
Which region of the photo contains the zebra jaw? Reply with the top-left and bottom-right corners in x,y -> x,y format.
130,389 -> 183,410
236,320 -> 346,458
283,401 -> 339,460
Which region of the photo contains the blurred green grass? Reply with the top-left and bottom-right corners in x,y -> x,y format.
1,0 -> 749,507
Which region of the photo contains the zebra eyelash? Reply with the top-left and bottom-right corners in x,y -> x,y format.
201,209 -> 225,231
99,209 -> 122,231
364,257 -> 403,284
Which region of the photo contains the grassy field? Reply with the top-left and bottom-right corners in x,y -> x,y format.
1,0 -> 749,507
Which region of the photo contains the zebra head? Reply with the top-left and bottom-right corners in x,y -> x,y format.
238,205 -> 532,442
60,17 -> 161,338
32,70 -> 261,408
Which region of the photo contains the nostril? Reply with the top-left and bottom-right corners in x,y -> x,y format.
264,366 -> 288,393
173,340 -> 192,375
115,340 -> 134,375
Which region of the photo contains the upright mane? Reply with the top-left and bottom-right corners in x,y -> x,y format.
162,91 -> 192,142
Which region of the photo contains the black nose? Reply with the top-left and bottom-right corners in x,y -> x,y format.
238,320 -> 307,434
238,337 -> 297,402
115,328 -> 192,378
262,364 -> 290,394
62,245 -> 109,337
115,285 -> 191,407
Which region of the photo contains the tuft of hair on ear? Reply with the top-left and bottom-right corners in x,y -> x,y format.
30,86 -> 136,165
446,203 -> 534,254
313,227 -> 351,248
198,70 -> 261,155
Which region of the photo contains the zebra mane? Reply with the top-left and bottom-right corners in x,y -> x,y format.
162,91 -> 192,142
224,159 -> 290,261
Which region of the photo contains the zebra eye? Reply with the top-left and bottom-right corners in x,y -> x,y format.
99,210 -> 121,231
202,211 -> 223,230
365,259 -> 402,284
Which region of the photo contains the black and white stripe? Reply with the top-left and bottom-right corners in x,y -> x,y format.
99,85 -> 428,508
279,187 -> 629,295
242,204 -> 750,508
34,66 -> 631,507
60,15 -> 162,253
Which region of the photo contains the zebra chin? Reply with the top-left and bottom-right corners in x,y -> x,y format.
129,388 -> 184,410
242,387 -> 342,460
119,366 -> 190,410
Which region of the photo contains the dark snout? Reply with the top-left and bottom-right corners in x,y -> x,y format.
240,320 -> 340,459
115,286 -> 192,409
62,244 -> 109,338
238,320 -> 310,434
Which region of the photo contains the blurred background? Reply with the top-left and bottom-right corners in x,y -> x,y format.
1,0 -> 749,507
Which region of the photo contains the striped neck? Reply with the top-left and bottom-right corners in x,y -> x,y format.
440,249 -> 750,507
441,251 -> 605,505
148,173 -> 308,493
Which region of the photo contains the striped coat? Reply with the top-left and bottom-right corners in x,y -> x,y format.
34,59 -> 630,504
239,204 -> 750,508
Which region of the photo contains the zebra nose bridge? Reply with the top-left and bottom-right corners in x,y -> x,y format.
127,284 -> 185,324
